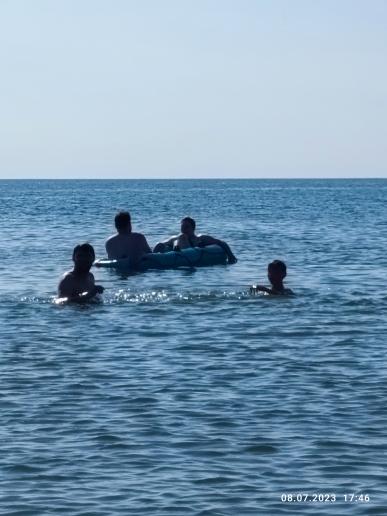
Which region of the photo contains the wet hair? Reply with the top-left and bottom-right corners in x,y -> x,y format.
268,260 -> 287,277
115,211 -> 131,231
181,216 -> 196,230
72,243 -> 95,261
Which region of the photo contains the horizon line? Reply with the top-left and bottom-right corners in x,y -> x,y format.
0,176 -> 385,181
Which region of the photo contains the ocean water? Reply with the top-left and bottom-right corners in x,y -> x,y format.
1,179 -> 386,516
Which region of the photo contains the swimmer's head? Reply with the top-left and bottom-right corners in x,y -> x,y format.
115,211 -> 132,233
72,243 -> 95,272
181,216 -> 196,235
268,260 -> 287,286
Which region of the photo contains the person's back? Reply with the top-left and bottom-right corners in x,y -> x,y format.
105,211 -> 151,267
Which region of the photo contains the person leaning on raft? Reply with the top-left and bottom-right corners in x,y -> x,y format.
153,216 -> 237,264
58,243 -> 104,302
105,211 -> 152,267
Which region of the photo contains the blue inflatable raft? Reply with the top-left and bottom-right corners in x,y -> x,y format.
94,245 -> 228,271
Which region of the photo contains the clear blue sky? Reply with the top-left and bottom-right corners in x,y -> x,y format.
1,0 -> 386,178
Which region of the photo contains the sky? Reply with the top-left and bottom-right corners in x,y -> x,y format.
0,0 -> 386,179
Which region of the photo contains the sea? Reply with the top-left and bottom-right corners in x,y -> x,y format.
1,179 -> 386,516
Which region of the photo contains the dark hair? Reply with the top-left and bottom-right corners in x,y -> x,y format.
115,211 -> 131,231
268,260 -> 287,276
72,243 -> 95,260
181,216 -> 196,230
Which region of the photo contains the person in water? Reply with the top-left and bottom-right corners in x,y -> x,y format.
58,243 -> 104,302
105,211 -> 152,266
250,260 -> 293,295
153,216 -> 237,264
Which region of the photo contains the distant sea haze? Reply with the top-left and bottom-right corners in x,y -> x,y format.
1,179 -> 386,514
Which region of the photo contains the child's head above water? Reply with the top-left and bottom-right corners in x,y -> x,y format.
72,243 -> 95,272
268,260 -> 287,287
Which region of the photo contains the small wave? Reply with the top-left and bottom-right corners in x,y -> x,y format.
105,289 -> 250,305
20,295 -> 53,304
0,288 -> 303,308
107,289 -> 170,304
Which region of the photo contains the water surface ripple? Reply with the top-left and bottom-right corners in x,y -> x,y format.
0,180 -> 386,515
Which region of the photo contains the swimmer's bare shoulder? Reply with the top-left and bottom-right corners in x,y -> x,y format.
58,271 -> 75,297
105,234 -> 117,256
105,234 -> 118,246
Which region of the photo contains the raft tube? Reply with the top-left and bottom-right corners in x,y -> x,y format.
94,244 -> 228,271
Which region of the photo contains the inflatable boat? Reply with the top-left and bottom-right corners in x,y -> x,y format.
94,244 -> 228,271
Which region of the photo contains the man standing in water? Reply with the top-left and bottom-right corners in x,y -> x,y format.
153,216 -> 237,264
105,211 -> 152,266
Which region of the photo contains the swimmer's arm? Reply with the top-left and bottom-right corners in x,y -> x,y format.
105,238 -> 115,260
153,236 -> 176,253
164,236 -> 177,246
141,235 -> 152,254
85,273 -> 104,297
68,288 -> 104,303
200,235 -> 237,264
249,285 -> 273,295
250,285 -> 294,296
87,273 -> 104,295
58,274 -> 103,302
